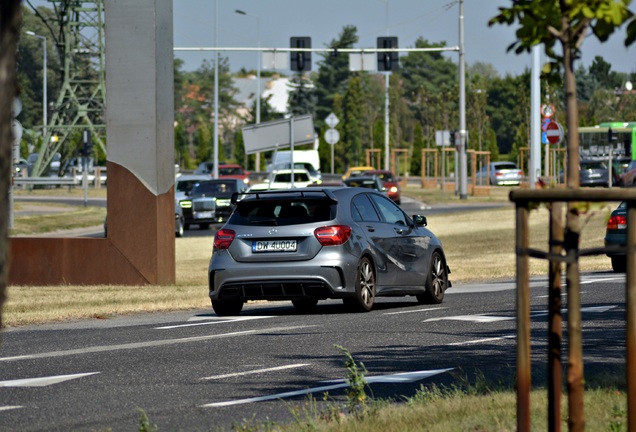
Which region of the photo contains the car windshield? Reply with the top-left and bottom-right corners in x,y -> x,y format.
219,166 -> 243,176
176,180 -> 201,193
272,172 -> 310,182
192,181 -> 237,195
344,178 -> 381,190
231,197 -> 334,226
580,161 -> 607,170
493,163 -> 518,170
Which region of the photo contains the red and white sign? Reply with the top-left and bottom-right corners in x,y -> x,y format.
545,120 -> 563,144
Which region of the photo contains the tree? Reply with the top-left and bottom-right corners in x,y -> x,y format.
1,0 -> 22,331
490,2 -> 634,430
343,75 -> 364,166
313,26 -> 358,129
287,72 -> 316,116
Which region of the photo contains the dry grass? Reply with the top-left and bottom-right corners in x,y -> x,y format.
3,188 -> 618,327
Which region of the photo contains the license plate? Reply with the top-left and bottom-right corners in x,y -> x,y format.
253,240 -> 297,253
196,211 -> 213,219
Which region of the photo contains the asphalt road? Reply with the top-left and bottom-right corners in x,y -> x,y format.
0,272 -> 627,431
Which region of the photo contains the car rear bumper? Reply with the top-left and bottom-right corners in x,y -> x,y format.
208,257 -> 355,301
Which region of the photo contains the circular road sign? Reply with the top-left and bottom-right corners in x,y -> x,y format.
325,128 -> 340,145
545,120 -> 563,144
541,103 -> 555,118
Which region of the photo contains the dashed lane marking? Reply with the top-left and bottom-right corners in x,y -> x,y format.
448,335 -> 515,346
384,307 -> 447,315
201,363 -> 311,381
0,326 -> 314,363
0,372 -> 99,388
157,316 -> 274,330
0,406 -> 23,412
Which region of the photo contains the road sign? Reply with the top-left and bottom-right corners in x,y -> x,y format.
545,120 -> 563,145
541,103 -> 555,118
325,112 -> 339,129
325,128 -> 340,145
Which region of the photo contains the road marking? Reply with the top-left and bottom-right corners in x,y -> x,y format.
448,335 -> 515,346
424,314 -> 514,323
0,372 -> 99,388
0,326 -> 314,363
384,307 -> 447,315
157,316 -> 274,329
201,363 -> 311,381
0,406 -> 23,412
200,368 -> 453,408
581,277 -> 623,284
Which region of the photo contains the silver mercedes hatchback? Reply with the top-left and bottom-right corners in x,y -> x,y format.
208,187 -> 451,316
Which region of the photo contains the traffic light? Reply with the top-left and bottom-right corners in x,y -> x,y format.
377,36 -> 398,71
290,37 -> 311,72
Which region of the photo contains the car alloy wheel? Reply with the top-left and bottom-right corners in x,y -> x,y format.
417,251 -> 447,304
344,257 -> 375,312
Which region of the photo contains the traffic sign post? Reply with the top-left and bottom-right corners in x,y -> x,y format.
545,120 -> 563,145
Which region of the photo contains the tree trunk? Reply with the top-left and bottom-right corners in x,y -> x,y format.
562,30 -> 585,432
0,1 -> 23,330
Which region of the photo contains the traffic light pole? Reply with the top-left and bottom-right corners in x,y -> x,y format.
458,0 -> 467,200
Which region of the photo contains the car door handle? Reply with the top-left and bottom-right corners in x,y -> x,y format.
366,225 -> 375,232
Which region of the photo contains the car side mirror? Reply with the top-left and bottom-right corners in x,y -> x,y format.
412,215 -> 427,227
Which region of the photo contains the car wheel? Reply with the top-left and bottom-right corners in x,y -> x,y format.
211,299 -> 243,316
291,298 -> 319,312
611,256 -> 627,273
175,217 -> 184,238
417,251 -> 448,304
344,257 -> 375,312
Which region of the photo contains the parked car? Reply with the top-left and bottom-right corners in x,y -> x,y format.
476,162 -> 523,186
218,163 -> 250,185
179,178 -> 249,229
175,174 -> 211,201
579,159 -> 610,187
620,160 -> 636,187
207,187 -> 451,316
605,201 -> 627,272
342,165 -> 376,180
366,170 -> 401,204
343,175 -> 386,194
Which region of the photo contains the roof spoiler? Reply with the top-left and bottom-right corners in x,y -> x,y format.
231,188 -> 339,205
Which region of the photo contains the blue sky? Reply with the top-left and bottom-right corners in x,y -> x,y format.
27,0 -> 636,77
172,0 -> 636,77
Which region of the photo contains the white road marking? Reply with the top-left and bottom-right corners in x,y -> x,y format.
384,307 -> 447,315
186,315 -> 275,322
157,316 -> 274,330
449,335 -> 515,346
0,326 -> 314,363
200,368 -> 453,408
0,406 -> 23,412
201,363 -> 311,381
581,277 -> 623,284
424,314 -> 514,323
0,372 -> 99,388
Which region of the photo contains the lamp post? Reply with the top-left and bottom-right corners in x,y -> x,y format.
25,31 -> 47,139
235,9 -> 261,171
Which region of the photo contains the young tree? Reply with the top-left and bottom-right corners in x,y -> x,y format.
490,3 -> 634,430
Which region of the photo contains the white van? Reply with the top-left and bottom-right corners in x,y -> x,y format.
267,149 -> 322,184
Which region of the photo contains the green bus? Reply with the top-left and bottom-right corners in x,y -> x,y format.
578,121 -> 635,160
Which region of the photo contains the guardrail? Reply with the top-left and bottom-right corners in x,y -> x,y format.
14,177 -> 80,187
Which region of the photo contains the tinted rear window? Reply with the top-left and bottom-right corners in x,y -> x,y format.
230,198 -> 334,226
493,163 -> 518,170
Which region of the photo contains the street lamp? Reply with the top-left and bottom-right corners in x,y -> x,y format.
25,31 -> 47,139
235,9 -> 262,170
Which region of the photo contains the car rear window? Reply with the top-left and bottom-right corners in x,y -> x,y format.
273,172 -> 310,183
494,163 -> 518,170
230,198 -> 334,226
580,161 -> 606,170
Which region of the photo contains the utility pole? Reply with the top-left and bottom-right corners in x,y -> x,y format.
213,0 -> 219,179
458,0 -> 467,199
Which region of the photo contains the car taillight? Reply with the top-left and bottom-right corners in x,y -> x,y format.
214,228 -> 235,250
314,225 -> 352,246
607,215 -> 627,230
518,170 -> 524,176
